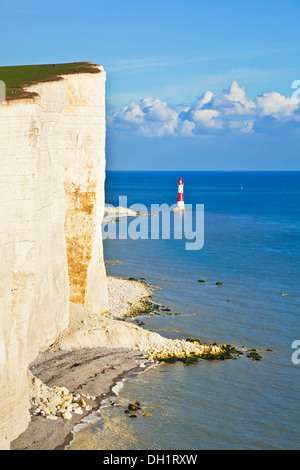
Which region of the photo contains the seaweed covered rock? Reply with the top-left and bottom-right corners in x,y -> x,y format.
128,401 -> 141,411
247,350 -> 262,361
147,339 -> 242,364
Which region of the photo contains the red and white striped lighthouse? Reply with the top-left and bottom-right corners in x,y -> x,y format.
177,177 -> 185,210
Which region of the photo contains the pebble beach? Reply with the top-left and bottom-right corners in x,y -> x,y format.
10,276 -> 154,450
10,273 -> 242,450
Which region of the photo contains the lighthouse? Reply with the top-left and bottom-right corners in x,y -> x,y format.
177,177 -> 185,211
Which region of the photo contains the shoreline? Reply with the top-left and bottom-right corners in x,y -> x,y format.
10,275 -> 242,450
102,206 -> 141,225
11,347 -> 154,451
10,276 -> 159,451
64,355 -> 156,451
65,360 -> 158,450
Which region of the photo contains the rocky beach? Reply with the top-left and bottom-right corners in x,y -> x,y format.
10,274 -> 236,450
10,276 -> 155,450
10,347 -> 152,450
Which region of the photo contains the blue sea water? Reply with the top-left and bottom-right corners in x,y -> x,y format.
69,171 -> 300,450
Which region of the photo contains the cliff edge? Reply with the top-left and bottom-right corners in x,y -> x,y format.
0,62 -> 108,449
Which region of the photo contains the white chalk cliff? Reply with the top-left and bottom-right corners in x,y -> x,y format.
0,66 -> 108,448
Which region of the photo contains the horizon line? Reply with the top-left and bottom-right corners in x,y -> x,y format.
106,169 -> 300,172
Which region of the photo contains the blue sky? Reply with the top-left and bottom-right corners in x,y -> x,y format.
1,0 -> 300,170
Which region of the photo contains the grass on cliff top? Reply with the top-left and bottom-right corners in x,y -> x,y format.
0,62 -> 101,100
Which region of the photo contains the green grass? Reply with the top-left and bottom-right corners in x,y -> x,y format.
0,62 -> 101,100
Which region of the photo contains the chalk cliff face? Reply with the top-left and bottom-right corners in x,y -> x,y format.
0,67 -> 108,448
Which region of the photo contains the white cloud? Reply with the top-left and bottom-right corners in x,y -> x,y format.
113,97 -> 178,137
109,82 -> 300,137
179,120 -> 196,137
256,92 -> 298,119
192,109 -> 221,128
212,81 -> 256,116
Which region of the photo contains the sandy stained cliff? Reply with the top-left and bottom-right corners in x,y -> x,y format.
0,65 -> 108,449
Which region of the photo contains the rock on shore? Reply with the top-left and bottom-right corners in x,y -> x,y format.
106,276 -> 152,318
11,276 -> 234,450
11,347 -> 149,450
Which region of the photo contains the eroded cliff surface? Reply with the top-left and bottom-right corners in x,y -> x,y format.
0,65 -> 108,448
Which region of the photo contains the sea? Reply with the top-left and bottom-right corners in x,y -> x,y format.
69,171 -> 300,450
